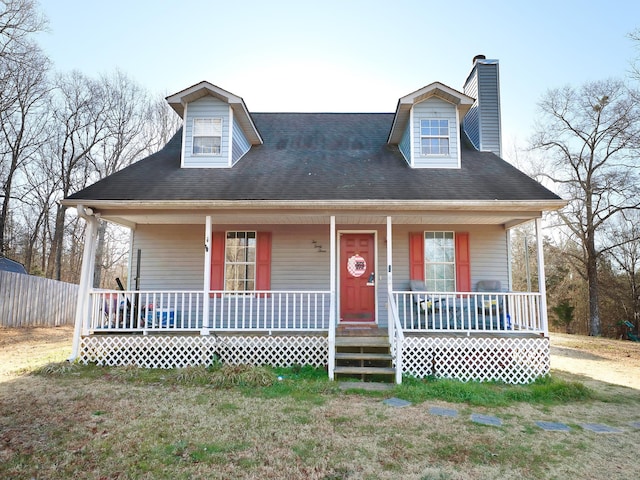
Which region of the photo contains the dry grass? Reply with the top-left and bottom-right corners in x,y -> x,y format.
1,327 -> 639,479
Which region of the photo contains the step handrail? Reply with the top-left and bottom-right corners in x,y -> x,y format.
387,291 -> 404,384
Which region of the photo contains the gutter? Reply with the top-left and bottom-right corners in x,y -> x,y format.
60,198 -> 568,213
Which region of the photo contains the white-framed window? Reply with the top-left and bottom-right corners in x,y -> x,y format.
224,231 -> 256,292
424,231 -> 455,291
193,117 -> 222,155
420,119 -> 449,155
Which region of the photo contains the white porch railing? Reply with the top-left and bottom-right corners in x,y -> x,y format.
86,289 -> 542,335
393,291 -> 544,334
87,290 -> 331,333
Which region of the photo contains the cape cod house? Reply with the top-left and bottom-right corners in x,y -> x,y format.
63,56 -> 565,384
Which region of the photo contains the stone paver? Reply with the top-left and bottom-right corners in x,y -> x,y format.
429,406 -> 459,417
535,421 -> 571,432
380,400 -> 639,434
580,423 -> 624,433
383,397 -> 412,408
471,413 -> 502,427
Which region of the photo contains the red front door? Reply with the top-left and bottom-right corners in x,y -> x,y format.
340,233 -> 375,322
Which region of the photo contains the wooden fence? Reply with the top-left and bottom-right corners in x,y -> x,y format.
0,271 -> 78,327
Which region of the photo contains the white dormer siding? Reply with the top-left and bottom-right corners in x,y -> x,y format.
182,97 -> 231,168
231,115 -> 251,165
411,97 -> 460,168
399,121 -> 411,164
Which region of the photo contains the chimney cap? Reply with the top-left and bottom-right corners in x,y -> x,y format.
472,54 -> 486,64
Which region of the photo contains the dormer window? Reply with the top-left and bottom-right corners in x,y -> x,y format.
420,119 -> 449,156
193,118 -> 222,155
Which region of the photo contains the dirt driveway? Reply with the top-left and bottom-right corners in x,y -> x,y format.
550,332 -> 640,390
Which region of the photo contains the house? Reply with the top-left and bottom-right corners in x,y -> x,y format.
63,56 -> 565,384
0,256 -> 28,274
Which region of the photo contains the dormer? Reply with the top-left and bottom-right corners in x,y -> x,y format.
387,82 -> 474,168
166,82 -> 263,168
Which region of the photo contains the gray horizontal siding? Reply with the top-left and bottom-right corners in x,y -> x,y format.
183,97 -> 230,168
412,97 -> 459,168
130,223 -> 509,329
132,225 -> 205,290
463,61 -> 501,156
463,73 -> 480,150
390,225 -> 509,292
476,63 -> 501,156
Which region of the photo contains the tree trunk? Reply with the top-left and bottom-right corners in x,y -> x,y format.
47,203 -> 67,280
0,156 -> 17,256
586,241 -> 601,336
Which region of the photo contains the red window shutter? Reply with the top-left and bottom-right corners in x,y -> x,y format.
455,232 -> 471,292
409,232 -> 424,281
210,231 -> 225,297
256,232 -> 272,297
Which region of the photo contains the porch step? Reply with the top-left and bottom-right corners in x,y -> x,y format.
334,366 -> 396,376
335,352 -> 392,361
335,336 -> 390,347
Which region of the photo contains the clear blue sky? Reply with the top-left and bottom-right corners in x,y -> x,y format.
37,0 -> 639,159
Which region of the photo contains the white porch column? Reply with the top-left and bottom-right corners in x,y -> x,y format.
386,217 -> 393,292
201,215 -> 212,334
386,216 -> 393,323
328,215 -> 336,380
69,206 -> 99,361
535,218 -> 549,336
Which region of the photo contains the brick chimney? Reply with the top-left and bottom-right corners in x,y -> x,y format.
462,55 -> 502,157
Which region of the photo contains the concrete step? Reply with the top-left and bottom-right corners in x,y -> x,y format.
334,366 -> 396,376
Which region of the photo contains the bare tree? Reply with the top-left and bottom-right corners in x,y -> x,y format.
0,46 -> 49,255
605,211 -> 640,329
630,28 -> 640,83
142,95 -> 181,156
88,70 -> 151,286
0,0 -> 47,59
531,80 -> 640,335
46,71 -> 109,280
0,0 -> 48,256
18,138 -> 60,272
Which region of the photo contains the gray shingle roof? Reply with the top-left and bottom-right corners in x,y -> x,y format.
66,113 -> 560,202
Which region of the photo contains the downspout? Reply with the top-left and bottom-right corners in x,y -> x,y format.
69,205 -> 100,361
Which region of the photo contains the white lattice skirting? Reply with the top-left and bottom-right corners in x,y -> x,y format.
79,335 -> 328,369
402,336 -> 550,384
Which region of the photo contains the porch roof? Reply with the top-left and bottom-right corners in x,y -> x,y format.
64,113 -> 564,226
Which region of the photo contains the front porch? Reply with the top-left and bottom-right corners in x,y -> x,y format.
74,287 -> 549,384
70,213 -> 552,385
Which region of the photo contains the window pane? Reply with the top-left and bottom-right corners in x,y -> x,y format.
420,119 -> 450,155
193,137 -> 220,155
225,231 -> 257,293
193,118 -> 221,155
424,232 -> 456,292
194,118 -> 221,136
439,138 -> 449,154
